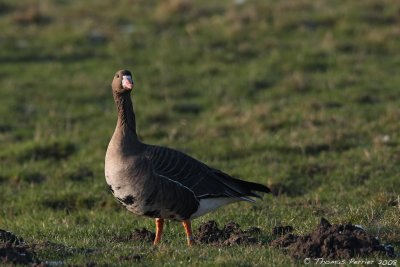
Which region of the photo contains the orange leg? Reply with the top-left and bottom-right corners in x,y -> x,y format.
153,218 -> 164,245
182,220 -> 194,246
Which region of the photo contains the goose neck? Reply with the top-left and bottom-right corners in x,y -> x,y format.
113,91 -> 138,139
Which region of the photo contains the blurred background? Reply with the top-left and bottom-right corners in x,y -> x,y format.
0,0 -> 399,264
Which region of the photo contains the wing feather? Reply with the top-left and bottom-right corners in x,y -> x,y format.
145,145 -> 269,201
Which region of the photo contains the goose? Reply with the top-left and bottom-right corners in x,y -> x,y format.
105,70 -> 271,246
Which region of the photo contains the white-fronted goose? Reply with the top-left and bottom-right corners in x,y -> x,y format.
105,70 -> 271,246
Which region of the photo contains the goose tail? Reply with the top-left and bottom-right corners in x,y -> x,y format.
213,170 -> 271,200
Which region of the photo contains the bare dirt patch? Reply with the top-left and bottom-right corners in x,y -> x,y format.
129,228 -> 156,243
18,141 -> 77,162
271,218 -> 395,259
114,228 -> 156,243
194,220 -> 261,246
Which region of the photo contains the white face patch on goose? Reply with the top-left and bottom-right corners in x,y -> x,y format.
122,75 -> 134,89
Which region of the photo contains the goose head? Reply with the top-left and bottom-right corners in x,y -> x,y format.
112,69 -> 134,94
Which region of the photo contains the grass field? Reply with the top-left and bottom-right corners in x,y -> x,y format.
0,0 -> 399,266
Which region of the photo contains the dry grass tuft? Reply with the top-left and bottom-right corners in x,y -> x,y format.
154,0 -> 192,24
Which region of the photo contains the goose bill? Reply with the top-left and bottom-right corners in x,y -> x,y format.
122,75 -> 134,89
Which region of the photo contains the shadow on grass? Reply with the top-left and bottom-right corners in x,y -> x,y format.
172,102 -> 203,115
268,133 -> 363,157
270,163 -> 334,196
17,141 -> 77,162
271,143 -> 352,156
41,194 -> 98,211
0,124 -> 13,133
11,171 -> 46,184
33,241 -> 95,261
65,166 -> 94,182
0,51 -> 107,64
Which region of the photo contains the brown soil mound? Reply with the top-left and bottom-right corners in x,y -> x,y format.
195,221 -> 261,246
0,229 -> 41,265
114,228 -> 156,243
129,228 -> 155,243
271,218 -> 395,259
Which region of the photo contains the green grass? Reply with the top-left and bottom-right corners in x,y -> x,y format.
0,0 -> 399,265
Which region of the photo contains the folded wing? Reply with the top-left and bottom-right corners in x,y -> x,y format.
144,145 -> 270,201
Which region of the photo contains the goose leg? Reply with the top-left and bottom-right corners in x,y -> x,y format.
153,218 -> 164,245
182,220 -> 194,246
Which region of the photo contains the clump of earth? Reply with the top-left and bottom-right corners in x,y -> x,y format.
115,228 -> 155,243
0,229 -> 42,265
270,218 -> 395,259
128,228 -> 156,243
194,220 -> 262,246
